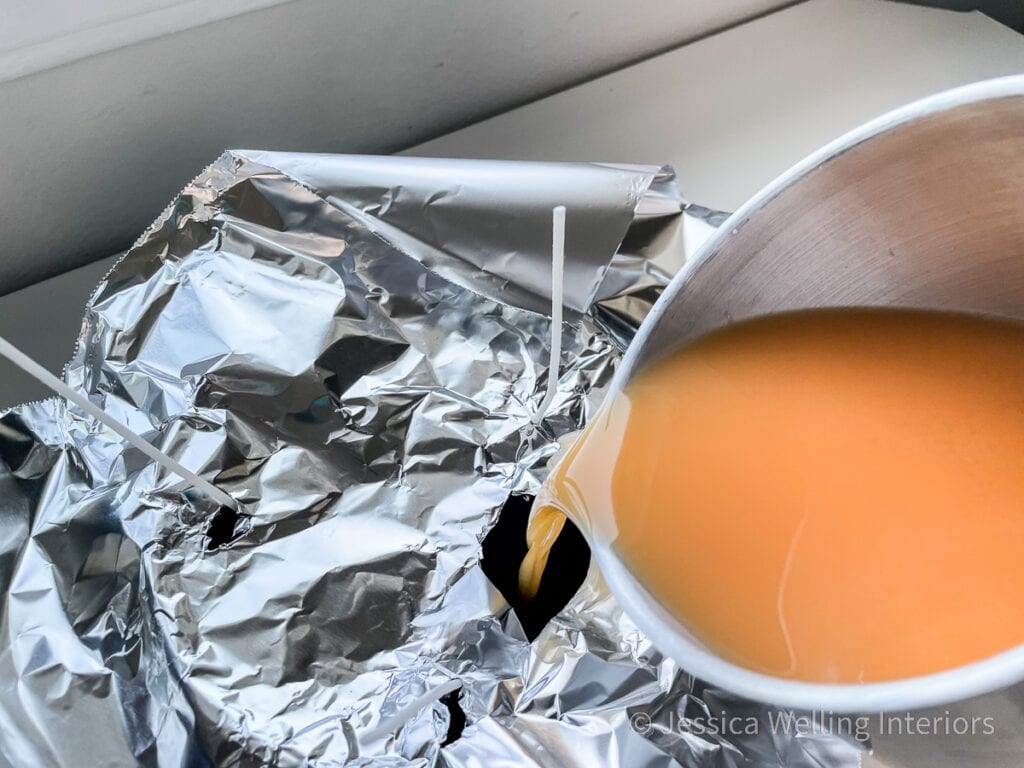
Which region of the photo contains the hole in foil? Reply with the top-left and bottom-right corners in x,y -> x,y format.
439,687 -> 466,746
0,418 -> 35,473
481,493 -> 590,641
206,505 -> 242,550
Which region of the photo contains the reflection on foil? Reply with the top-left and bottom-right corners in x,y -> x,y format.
0,152 -> 864,767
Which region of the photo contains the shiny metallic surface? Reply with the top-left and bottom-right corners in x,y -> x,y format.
0,151 -> 861,767
627,77 -> 1024,379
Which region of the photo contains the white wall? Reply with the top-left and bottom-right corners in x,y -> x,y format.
2,0 -> 1023,409
411,0 -> 1024,213
0,0 -> 294,81
0,0 -> 789,295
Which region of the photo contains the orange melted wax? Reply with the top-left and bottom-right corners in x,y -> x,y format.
522,308 -> 1024,684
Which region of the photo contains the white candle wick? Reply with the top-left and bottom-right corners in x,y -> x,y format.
533,205 -> 566,426
0,334 -> 237,511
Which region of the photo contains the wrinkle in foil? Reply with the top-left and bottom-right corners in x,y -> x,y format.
0,152 -> 864,768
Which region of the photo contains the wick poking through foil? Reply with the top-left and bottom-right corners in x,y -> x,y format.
519,206 -> 570,601
531,205 -> 566,427
0,334 -> 238,511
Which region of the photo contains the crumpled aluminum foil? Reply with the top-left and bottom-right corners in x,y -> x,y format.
0,152 -> 865,767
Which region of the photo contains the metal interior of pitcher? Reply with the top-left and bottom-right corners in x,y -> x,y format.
600,75 -> 1024,713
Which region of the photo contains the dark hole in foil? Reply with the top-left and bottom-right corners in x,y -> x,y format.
0,418 -> 34,472
439,687 -> 466,746
206,505 -> 241,550
481,493 -> 590,640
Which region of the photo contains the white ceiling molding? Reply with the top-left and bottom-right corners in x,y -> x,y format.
0,0 -> 298,83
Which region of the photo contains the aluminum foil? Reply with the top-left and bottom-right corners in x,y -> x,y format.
0,152 -> 865,767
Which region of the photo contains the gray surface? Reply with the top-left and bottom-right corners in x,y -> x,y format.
0,256 -> 116,406
0,0 -> 787,297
